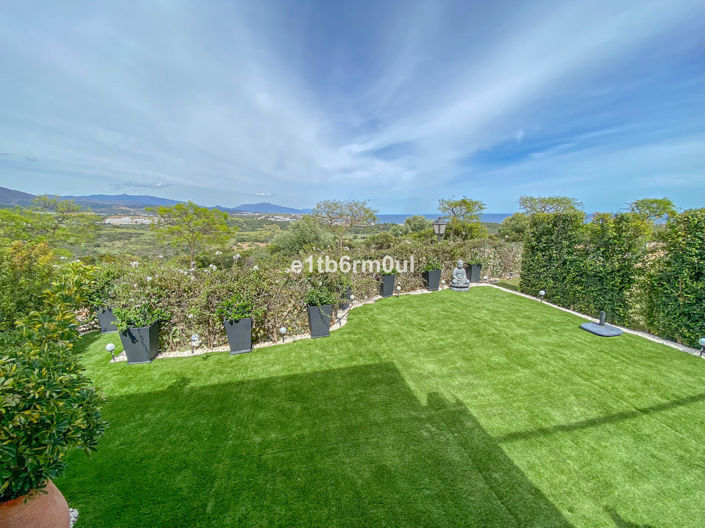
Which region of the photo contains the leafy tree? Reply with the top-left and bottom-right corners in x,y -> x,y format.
438,196 -> 486,240
498,212 -> 529,242
270,215 -> 332,255
0,196 -> 98,246
628,197 -> 677,223
148,201 -> 235,266
519,195 -> 583,215
313,199 -> 377,252
404,215 -> 431,233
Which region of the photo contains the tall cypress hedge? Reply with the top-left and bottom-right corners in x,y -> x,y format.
645,208 -> 705,347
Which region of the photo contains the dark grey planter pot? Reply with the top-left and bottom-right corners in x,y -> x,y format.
307,304 -> 332,338
338,288 -> 352,311
469,264 -> 482,283
119,322 -> 159,364
96,307 -> 117,333
380,275 -> 396,297
223,317 -> 252,354
422,270 -> 441,291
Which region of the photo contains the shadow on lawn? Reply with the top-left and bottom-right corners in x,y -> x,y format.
496,392 -> 705,444
61,363 -> 572,527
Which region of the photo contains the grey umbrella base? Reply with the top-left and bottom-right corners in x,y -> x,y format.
580,322 -> 623,337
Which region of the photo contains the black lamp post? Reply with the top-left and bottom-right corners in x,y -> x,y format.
432,217 -> 448,243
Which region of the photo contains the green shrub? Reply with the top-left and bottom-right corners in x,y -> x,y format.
305,287 -> 337,306
645,209 -> 705,346
422,260 -> 442,272
216,294 -> 255,321
0,265 -> 106,501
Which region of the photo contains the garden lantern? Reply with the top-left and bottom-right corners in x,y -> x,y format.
190,333 -> 200,354
396,285 -> 401,297
699,338 -> 705,357
279,326 -> 287,344
432,217 -> 448,243
106,342 -> 116,361
539,290 -> 546,302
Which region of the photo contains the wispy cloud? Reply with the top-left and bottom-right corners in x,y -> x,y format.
0,0 -> 703,212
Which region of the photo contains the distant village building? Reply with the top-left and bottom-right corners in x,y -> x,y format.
103,215 -> 154,225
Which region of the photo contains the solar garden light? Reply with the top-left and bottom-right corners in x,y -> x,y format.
699,338 -> 705,357
441,279 -> 446,289
396,284 -> 402,297
432,217 -> 448,243
190,333 -> 200,355
279,326 -> 287,344
483,275 -> 489,283
539,290 -> 546,302
106,342 -> 116,361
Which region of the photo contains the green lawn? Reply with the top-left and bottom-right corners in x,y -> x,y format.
60,287 -> 705,527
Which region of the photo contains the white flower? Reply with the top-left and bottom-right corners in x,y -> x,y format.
209,264 -> 217,271
190,276 -> 195,281
158,254 -> 164,259
59,256 -> 67,260
130,261 -> 139,268
215,250 -> 222,256
133,283 -> 138,288
234,254 -> 241,260
188,313 -> 194,319
146,276 -> 152,282
253,265 -> 259,270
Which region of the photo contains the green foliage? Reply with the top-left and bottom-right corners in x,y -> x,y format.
0,197 -> 99,248
148,201 -> 235,265
645,209 -> 705,346
438,196 -> 486,240
519,195 -> 583,215
0,264 -> 106,501
629,197 -> 677,223
404,215 -> 431,233
305,286 -> 337,306
498,212 -> 529,242
0,240 -> 57,331
86,261 -> 123,309
216,294 -> 255,322
313,200 -> 378,252
113,304 -> 169,332
270,215 -> 332,255
422,260 -> 442,272
519,212 -> 586,306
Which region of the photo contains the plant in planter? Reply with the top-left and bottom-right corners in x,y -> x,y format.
87,263 -> 122,333
305,286 -> 337,338
216,294 -> 257,354
1,286 -> 106,528
466,260 -> 483,283
422,260 -> 442,291
114,304 -> 168,364
337,273 -> 353,311
380,268 -> 399,298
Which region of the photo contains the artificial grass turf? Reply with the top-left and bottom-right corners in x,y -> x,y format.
59,287 -> 705,527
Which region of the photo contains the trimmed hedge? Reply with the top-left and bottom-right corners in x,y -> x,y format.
645,209 -> 705,347
520,209 -> 705,347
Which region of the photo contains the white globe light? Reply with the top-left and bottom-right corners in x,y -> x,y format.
279,327 -> 287,335
539,290 -> 546,297
191,334 -> 199,343
349,294 -> 355,300
105,343 -> 115,352
396,285 -> 401,291
699,338 -> 705,347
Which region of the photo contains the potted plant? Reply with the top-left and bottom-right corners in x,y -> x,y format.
217,294 -> 255,354
305,286 -> 337,338
467,260 -> 483,283
88,271 -> 118,333
380,268 -> 399,298
337,274 -> 353,311
0,343 -> 106,528
114,304 -> 166,364
422,260 -> 442,291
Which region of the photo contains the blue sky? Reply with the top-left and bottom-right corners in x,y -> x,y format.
0,0 -> 703,213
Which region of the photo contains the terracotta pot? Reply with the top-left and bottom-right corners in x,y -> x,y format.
0,480 -> 70,528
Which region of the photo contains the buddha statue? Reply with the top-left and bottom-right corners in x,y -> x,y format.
450,260 -> 470,291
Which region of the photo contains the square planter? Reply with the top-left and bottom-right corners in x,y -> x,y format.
422,270 -> 441,291
96,307 -> 117,333
119,322 -> 160,364
466,264 -> 482,283
307,304 -> 332,338
380,275 -> 396,297
223,317 -> 252,354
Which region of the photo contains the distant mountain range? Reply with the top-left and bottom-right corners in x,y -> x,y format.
0,186 -> 309,214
